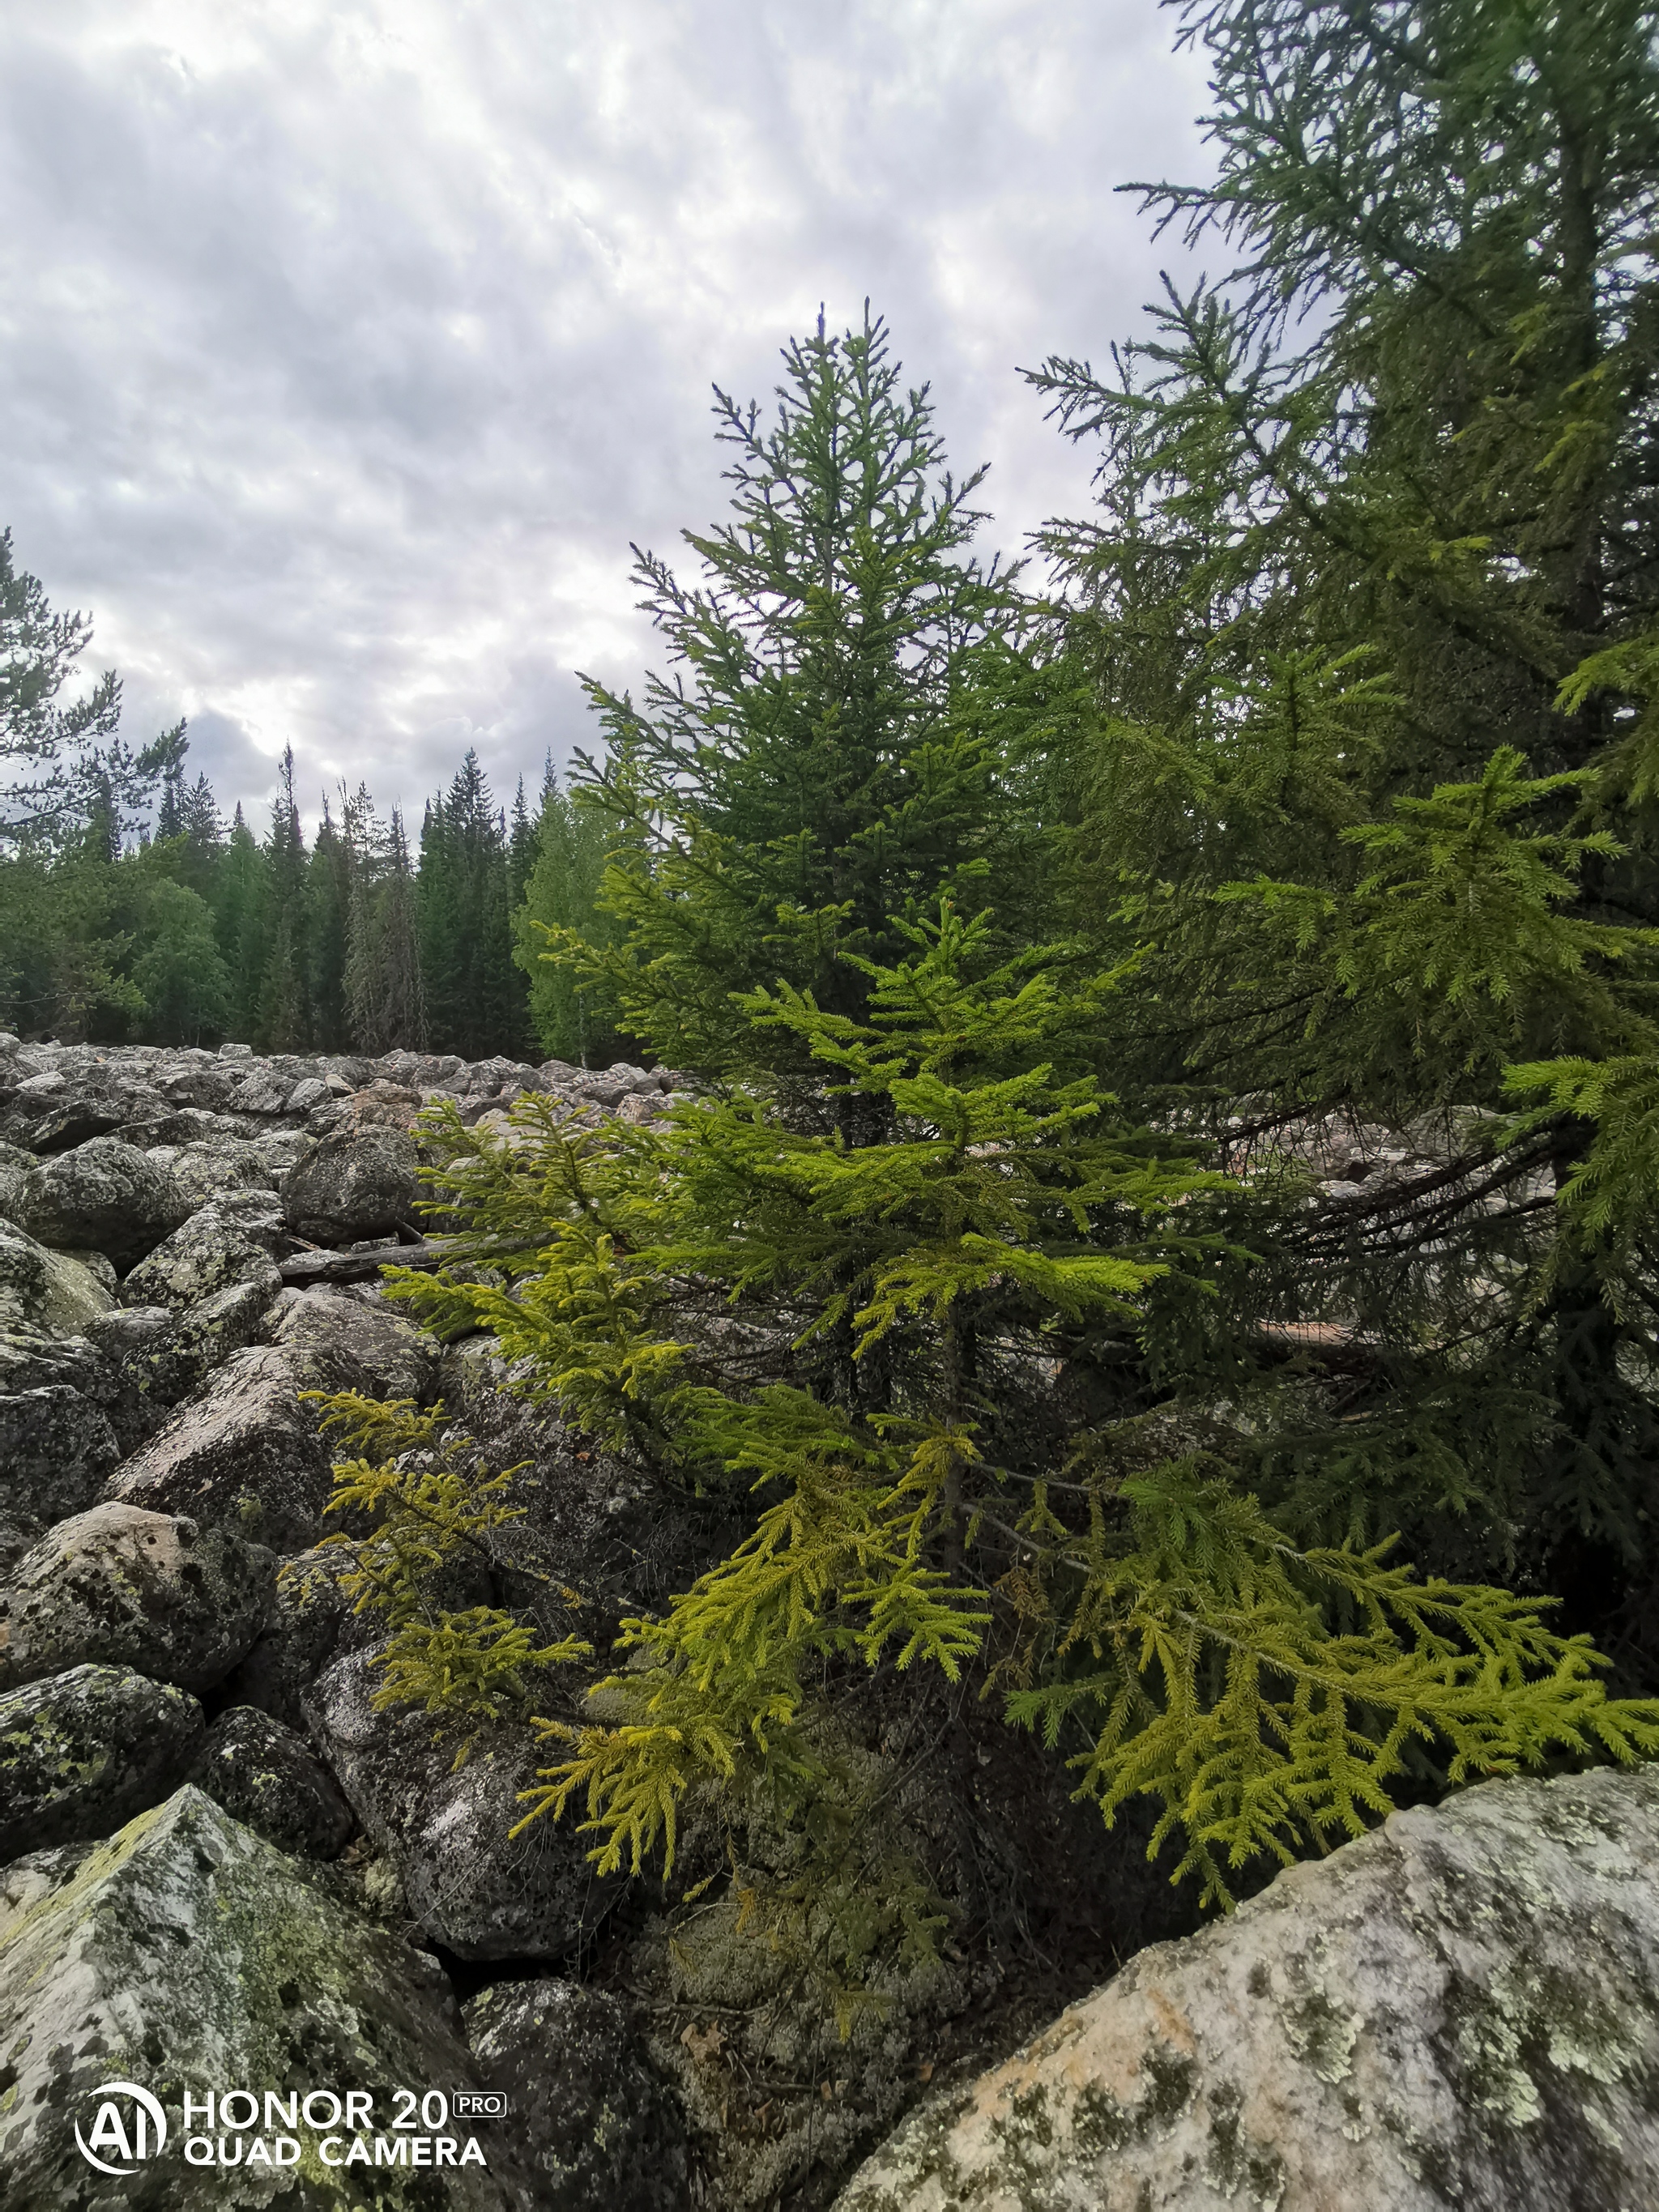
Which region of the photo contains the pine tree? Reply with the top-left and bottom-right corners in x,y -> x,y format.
305,793 -> 353,1052
257,747 -> 310,1051
419,750 -> 525,1059
347,801 -> 428,1053
361,899 -> 1659,1920
512,767 -> 624,1066
551,307 -> 1034,1079
1026,0 -> 1659,1672
213,804 -> 270,1042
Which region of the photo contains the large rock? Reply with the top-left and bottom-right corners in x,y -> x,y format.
267,1286 -> 441,1403
0,1663 -> 203,1860
283,1124 -> 420,1244
103,1344 -> 339,1551
186,1703 -> 354,1859
218,1540 -> 382,1731
305,1648 -> 616,1961
121,1194 -> 284,1311
0,1385 -> 122,1531
164,1137 -> 277,1212
0,1786 -> 513,2207
0,1329 -> 157,1460
0,1502 -> 272,1694
463,1977 -> 689,2211
0,1217 -> 115,1337
834,1765 -> 1659,2212
19,1137 -> 186,1270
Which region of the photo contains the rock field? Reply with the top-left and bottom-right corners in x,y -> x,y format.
0,1032 -> 1655,2209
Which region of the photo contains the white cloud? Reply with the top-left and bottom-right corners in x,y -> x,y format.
0,0 -> 1211,833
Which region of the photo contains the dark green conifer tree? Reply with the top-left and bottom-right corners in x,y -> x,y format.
553,306 -> 1035,1079
257,747 -> 310,1051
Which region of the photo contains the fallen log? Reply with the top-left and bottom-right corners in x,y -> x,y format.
278,1240 -> 454,1285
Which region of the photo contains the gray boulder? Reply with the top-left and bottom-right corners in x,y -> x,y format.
282,1123 -> 420,1243
464,1977 -> 689,2212
0,1216 -> 115,1337
266,1285 -> 441,1403
0,1502 -> 272,1694
186,1703 -> 354,1859
164,1136 -> 277,1212
19,1137 -> 186,1269
122,1195 -> 284,1311
305,1647 -> 616,1961
0,1663 -> 203,1860
0,1785 -> 512,2208
0,1328 -> 157,1459
0,1139 -> 30,1220
223,1537 -> 488,1731
0,1385 -> 121,1529
103,1343 -> 340,1551
834,1765 -> 1659,2212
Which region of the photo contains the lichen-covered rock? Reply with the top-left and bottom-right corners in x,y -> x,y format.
834,1766 -> 1659,2212
283,1124 -> 419,1244
0,1328 -> 157,1459
305,1648 -> 616,1961
0,1663 -> 203,1860
121,1195 -> 284,1311
0,1217 -> 116,1337
0,1785 -> 512,2208
18,1136 -> 187,1270
266,1286 -> 441,1403
186,1703 -> 354,1859
463,1977 -> 689,2211
103,1343 -> 339,1551
0,1502 -> 272,1694
165,1137 -> 278,1212
0,1385 -> 122,1529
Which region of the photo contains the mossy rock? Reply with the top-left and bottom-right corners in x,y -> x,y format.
0,1786 -> 512,2207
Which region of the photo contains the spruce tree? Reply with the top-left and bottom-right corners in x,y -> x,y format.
1027,0 -> 1659,1672
552,307 -> 1034,1078
512,766 -> 624,1065
257,747 -> 310,1051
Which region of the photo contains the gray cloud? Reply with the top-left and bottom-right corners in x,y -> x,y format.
0,0 -> 1211,833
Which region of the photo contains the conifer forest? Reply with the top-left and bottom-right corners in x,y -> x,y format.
7,0 -> 1659,1993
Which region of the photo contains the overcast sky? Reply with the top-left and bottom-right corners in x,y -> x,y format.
0,0 -> 1211,834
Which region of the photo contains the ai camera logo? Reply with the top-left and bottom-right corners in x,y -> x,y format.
75,2082 -> 168,2176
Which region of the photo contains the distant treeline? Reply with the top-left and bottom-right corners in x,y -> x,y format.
0,567 -> 623,1064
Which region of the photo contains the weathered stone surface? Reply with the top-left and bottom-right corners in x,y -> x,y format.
834,1766 -> 1659,2212
463,1977 -> 689,2212
305,1648 -> 616,1961
0,1216 -> 116,1337
186,1703 -> 354,1859
0,1385 -> 122,1530
0,1663 -> 203,1860
0,1501 -> 271,1695
283,1124 -> 420,1244
0,1140 -> 30,1220
0,1328 -> 157,1459
103,1344 -> 339,1551
122,1196 -> 284,1312
18,1137 -> 186,1270
0,1786 -> 512,2207
267,1286 -> 441,1403
155,1136 -> 277,1213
